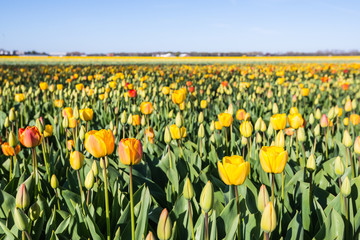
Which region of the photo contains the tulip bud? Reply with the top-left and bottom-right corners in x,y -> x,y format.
92,160 -> 99,177
164,126 -> 171,144
100,156 -> 109,169
74,106 -> 79,120
146,231 -> 157,240
198,124 -> 205,138
157,209 -> 172,240
16,184 -> 30,209
29,202 -> 40,221
70,151 -> 84,170
255,117 -> 262,131
315,109 -> 321,120
36,119 -> 43,133
328,107 -> 335,120
297,127 -> 306,142
275,130 -> 285,148
309,113 -> 315,125
320,114 -> 328,128
141,115 -> 146,126
9,108 -> 16,122
261,202 -> 277,233
127,114 -> 133,125
79,125 -> 86,140
266,123 -> 273,137
256,132 -> 262,144
334,156 -> 344,176
200,181 -> 214,213
109,121 -> 114,131
272,103 -> 279,114
51,174 -> 59,189
342,130 -> 353,148
198,112 -> 204,124
85,170 -> 95,190
241,136 -> 248,146
354,136 -> 360,155
121,111 -> 127,124
8,131 -> 17,147
343,117 -> 349,126
4,117 -> 10,128
341,176 -> 351,197
62,116 -> 69,129
240,121 -> 253,138
14,208 -> 29,231
257,185 -> 269,212
352,99 -> 357,110
260,120 -> 267,132
175,112 -> 182,128
306,154 -> 316,172
345,99 -> 352,112
183,177 -> 194,200
210,120 -> 215,132
314,124 -> 320,137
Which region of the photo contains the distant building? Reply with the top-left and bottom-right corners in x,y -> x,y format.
49,52 -> 67,56
154,53 -> 175,57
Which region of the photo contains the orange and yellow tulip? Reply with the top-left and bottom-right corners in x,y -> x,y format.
140,102 -> 153,115
18,126 -> 42,148
117,138 -> 143,165
85,129 -> 115,158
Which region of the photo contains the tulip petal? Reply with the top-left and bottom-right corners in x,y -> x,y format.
217,161 -> 231,185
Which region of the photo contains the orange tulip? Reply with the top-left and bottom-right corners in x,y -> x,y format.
140,102 -> 153,115
55,99 -> 64,108
350,114 -> 360,125
117,138 -> 143,165
1,143 -> 21,156
18,126 -> 42,148
145,127 -> 155,144
132,115 -> 141,126
236,109 -> 246,121
85,129 -> 115,158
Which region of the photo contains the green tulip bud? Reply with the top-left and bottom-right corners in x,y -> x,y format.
309,113 -> 315,125
306,154 -> 316,172
200,181 -> 214,213
157,209 -> 172,240
92,160 -> 99,177
272,103 -> 279,114
334,156 -> 344,176
36,119 -> 43,133
175,112 -> 182,128
261,202 -> 277,233
314,124 -> 320,137
62,116 -> 69,129
141,115 -> 146,126
127,114 -> 133,125
54,116 -> 58,125
255,117 -> 262,131
9,131 -> 17,148
100,157 -> 109,169
13,208 -> 29,231
328,107 -> 335,120
260,120 -> 267,132
168,110 -> 174,118
257,185 -> 269,212
342,130 -> 353,148
256,132 -> 262,143
198,112 -> 204,124
85,170 -> 95,190
16,184 -> 30,209
109,121 -> 114,131
198,124 -> 205,138
145,231 -> 157,240
210,120 -> 215,132
297,127 -> 306,142
164,126 -> 171,144
121,111 -> 127,124
9,108 -> 16,122
266,123 -> 273,137
79,125 -> 86,140
73,106 -> 79,120
51,174 -> 59,189
29,202 -> 41,221
315,109 -> 321,120
183,177 -> 194,200
341,176 -> 351,197
4,117 -> 10,128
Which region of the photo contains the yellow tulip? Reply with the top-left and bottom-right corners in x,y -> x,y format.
162,86 -> 170,95
289,107 -> 298,115
270,114 -> 287,130
288,113 -> 304,129
301,88 -> 310,96
215,121 -> 223,130
240,121 -> 253,138
79,108 -> 94,122
140,102 -> 153,115
259,146 -> 288,173
85,129 -> 115,158
15,93 -> 25,102
172,90 -> 186,105
169,124 -> 186,140
217,155 -> 250,185
43,124 -> 53,137
39,82 -> 48,90
218,113 -> 233,127
200,100 -> 208,109
70,151 -> 84,170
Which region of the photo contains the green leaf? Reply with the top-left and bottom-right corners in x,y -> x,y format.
314,208 -> 344,240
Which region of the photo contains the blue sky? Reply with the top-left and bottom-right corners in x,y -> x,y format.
0,0 -> 359,53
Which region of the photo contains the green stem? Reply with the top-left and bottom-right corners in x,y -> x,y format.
325,127 -> 328,160
281,172 -> 284,201
102,158 -> 111,240
271,174 -> 275,204
235,185 -> 241,240
349,148 -> 355,178
76,170 -> 85,210
204,212 -> 209,240
24,231 -> 32,240
55,190 -> 60,210
9,152 -> 12,181
188,200 -> 195,240
42,141 -> 51,182
32,148 -> 38,200
129,165 -> 135,240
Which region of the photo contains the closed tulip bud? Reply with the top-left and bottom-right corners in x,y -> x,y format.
334,106 -> 340,116
240,121 -> 253,138
255,117 -> 262,131
227,104 -> 234,115
328,107 -> 335,120
9,131 -> 17,147
210,120 -> 215,132
352,99 -> 357,110
306,154 -> 316,172
256,132 -> 262,143
183,177 -> 194,200
297,127 -> 306,142
85,170 -> 95,190
334,156 -> 344,176
121,111 -> 127,124
127,114 -> 133,125
91,160 -> 99,177
141,115 -> 146,126
320,114 -> 328,128
275,130 -> 285,147
309,113 -> 315,125
343,117 -> 349,126
345,99 -> 352,112
315,109 -> 321,120
63,116 -> 69,128
79,126 -> 86,140
100,156 -> 109,169
164,126 -> 172,144
341,176 -> 351,197
342,130 -> 353,148
272,103 -> 279,114
54,116 -> 58,125
146,231 -> 157,240
261,202 -> 277,233
354,136 -> 360,155
257,185 -> 269,212
14,207 -> 29,231
266,124 -> 273,137
9,108 -> 16,122
198,124 -> 205,138
260,120 -> 267,132
73,106 -> 79,120
200,181 -> 214,213
168,110 -> 174,118
16,184 -> 30,209
70,151 -> 85,170
51,174 -> 59,189
314,124 -> 320,137
4,117 -> 10,128
241,136 -> 248,146
29,202 -> 40,221
36,119 -> 43,133
109,121 -> 114,131
198,112 -> 204,123
175,112 -> 182,128
157,209 -> 172,240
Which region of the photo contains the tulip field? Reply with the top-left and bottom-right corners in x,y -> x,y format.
1,59 -> 360,240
